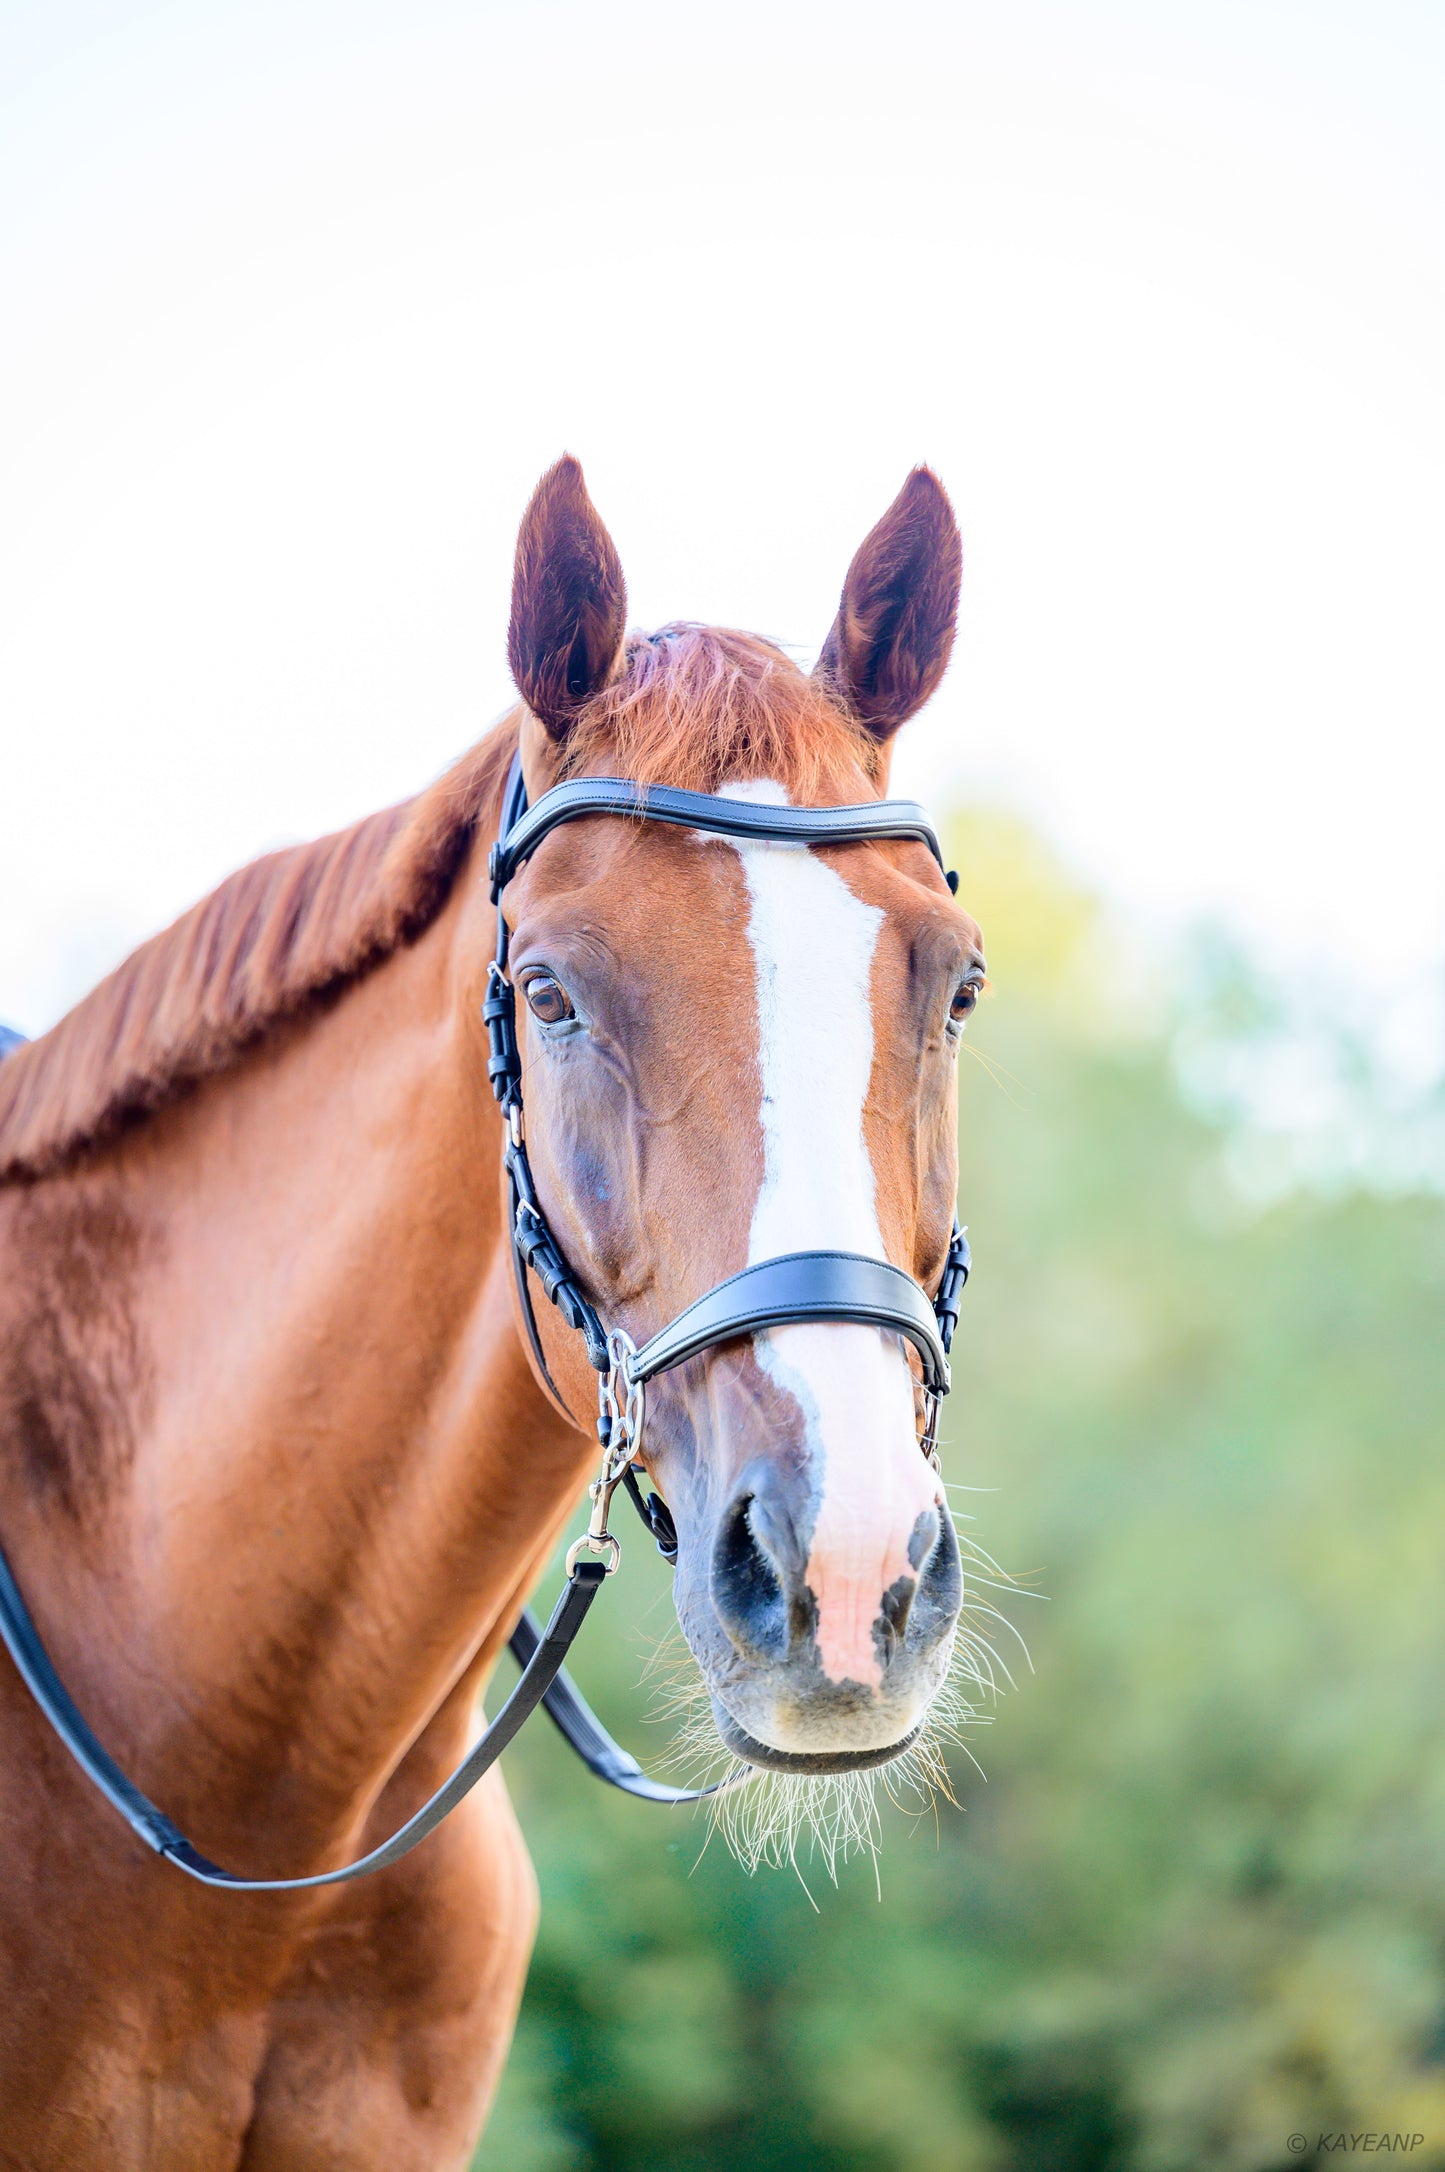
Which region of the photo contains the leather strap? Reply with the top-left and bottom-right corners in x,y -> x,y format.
0,1542 -> 730,1891
511,1608 -> 720,1801
630,1249 -> 952,1395
490,777 -> 944,898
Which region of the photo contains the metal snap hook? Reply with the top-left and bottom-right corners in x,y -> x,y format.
565,1531 -> 622,1577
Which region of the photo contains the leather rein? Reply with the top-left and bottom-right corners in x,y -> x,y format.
0,759 -> 970,1891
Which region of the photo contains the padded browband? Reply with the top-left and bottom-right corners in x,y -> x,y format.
490,777 -> 944,898
630,1250 -> 951,1396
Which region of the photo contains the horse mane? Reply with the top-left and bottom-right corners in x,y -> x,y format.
0,627 -> 876,1183
0,731 -> 516,1183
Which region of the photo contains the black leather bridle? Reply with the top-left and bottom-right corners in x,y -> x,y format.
0,757 -> 970,1891
484,756 -> 971,1564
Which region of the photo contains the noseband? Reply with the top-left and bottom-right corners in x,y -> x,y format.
0,757 -> 970,1891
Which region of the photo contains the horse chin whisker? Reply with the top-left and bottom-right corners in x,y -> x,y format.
637,1636 -> 1007,1884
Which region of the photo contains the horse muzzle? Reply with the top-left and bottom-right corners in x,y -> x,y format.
679,1453 -> 965,1770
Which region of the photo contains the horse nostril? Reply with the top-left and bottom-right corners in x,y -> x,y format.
909,1504 -> 943,1574
880,1571 -> 918,1646
873,1511 -> 964,1659
712,1488 -> 806,1663
908,1506 -> 963,1647
878,1508 -> 946,1652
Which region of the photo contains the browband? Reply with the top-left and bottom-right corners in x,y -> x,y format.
489,776 -> 944,900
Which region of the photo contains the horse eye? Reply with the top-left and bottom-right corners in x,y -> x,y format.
949,979 -> 981,1028
524,974 -> 575,1027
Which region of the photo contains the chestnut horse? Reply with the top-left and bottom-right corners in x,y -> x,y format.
0,458 -> 980,2169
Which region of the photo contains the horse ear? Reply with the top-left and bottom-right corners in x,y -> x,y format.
814,467 -> 962,739
508,456 -> 628,740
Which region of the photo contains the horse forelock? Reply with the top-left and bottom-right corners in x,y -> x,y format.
560,625 -> 882,800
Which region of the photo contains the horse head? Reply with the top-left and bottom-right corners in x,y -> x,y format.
494,458 -> 980,1780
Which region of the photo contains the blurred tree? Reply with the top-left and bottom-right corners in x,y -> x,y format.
477,811 -> 1445,2172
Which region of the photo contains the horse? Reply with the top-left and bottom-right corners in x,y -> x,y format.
0,455 -> 981,2169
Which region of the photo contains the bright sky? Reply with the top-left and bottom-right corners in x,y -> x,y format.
2,0 -> 1442,1036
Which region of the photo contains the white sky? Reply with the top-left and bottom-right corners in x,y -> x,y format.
2,0 -> 1442,1036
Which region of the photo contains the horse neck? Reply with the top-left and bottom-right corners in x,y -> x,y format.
2,849 -> 589,1844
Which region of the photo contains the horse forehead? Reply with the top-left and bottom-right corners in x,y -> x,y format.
524,773 -> 920,1008
701,777 -> 919,1002
705,776 -> 886,965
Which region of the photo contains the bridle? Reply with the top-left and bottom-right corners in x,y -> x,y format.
483,755 -> 972,1571
0,755 -> 970,1891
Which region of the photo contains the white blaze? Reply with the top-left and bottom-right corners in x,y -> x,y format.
717,781 -> 938,1690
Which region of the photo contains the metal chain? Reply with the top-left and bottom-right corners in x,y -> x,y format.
564,1331 -> 645,1577
920,1389 -> 943,1474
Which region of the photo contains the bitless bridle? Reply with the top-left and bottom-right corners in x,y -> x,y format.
0,758 -> 970,1890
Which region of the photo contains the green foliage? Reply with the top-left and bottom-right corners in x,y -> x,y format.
477,812 -> 1445,2172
